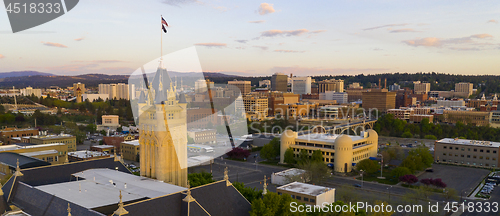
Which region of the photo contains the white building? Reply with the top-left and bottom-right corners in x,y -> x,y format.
99,83 -> 134,100
436,100 -> 465,108
271,168 -> 308,185
259,80 -> 271,88
414,82 -> 431,94
82,94 -> 109,102
319,91 -> 348,104
291,77 -> 311,95
277,182 -> 335,206
20,87 -> 42,98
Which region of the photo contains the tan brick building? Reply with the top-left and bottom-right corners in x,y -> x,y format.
362,89 -> 396,113
435,138 -> 500,168
0,128 -> 38,145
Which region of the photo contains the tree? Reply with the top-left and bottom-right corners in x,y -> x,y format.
260,142 -> 277,161
298,149 -> 309,164
250,192 -> 305,216
424,135 -> 437,140
432,178 -> 447,188
283,148 -> 296,164
226,147 -> 251,160
187,135 -> 194,144
402,131 -> 413,138
443,188 -> 459,201
399,174 -> 418,185
116,127 -> 123,133
188,171 -> 214,187
409,147 -> 434,168
298,161 -> 330,184
233,182 -> 263,204
356,159 -> 379,174
420,178 -> 433,186
311,150 -> 323,163
391,167 -> 411,179
368,201 -> 394,216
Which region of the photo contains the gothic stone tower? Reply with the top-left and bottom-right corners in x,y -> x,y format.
138,66 -> 188,188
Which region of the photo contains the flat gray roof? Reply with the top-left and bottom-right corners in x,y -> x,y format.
277,182 -> 333,196
437,138 -> 500,148
296,133 -> 364,143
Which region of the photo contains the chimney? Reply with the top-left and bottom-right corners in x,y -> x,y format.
384,78 -> 387,89
378,78 -> 381,89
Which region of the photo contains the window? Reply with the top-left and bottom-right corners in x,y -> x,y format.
480,150 -> 484,152
304,197 -> 309,202
487,150 -> 490,153
443,153 -> 446,156
456,147 -> 459,150
480,156 -> 483,159
486,157 -> 490,160
474,149 -> 477,152
467,155 -> 470,158
310,199 -> 315,203
473,156 -> 477,158
494,158 -> 497,161
449,153 -> 452,156
468,148 -> 471,151
461,148 -> 465,151
291,195 -> 295,198
444,146 -> 447,149
494,151 -> 497,154
461,155 -> 464,157
296,196 -> 301,200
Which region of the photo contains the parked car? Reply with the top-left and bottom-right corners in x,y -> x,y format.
354,184 -> 362,188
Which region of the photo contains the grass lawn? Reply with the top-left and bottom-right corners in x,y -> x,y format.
259,160 -> 296,168
355,169 -> 399,185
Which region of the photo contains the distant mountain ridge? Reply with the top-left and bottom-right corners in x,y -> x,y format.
0,71 -> 55,78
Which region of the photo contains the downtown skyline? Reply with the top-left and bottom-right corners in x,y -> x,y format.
0,0 -> 499,76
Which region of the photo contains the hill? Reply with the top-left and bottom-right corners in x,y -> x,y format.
0,71 -> 55,78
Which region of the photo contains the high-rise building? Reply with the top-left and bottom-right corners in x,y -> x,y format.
243,96 -> 268,120
195,79 -> 214,93
318,79 -> 344,93
137,67 -> 188,187
271,73 -> 288,92
228,80 -> 251,95
291,77 -> 312,95
20,87 -> 42,98
388,83 -> 401,91
455,82 -> 474,97
414,82 -> 430,94
99,83 -> 134,100
362,89 -> 396,113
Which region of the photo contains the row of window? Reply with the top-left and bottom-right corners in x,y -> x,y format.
441,160 -> 496,167
443,146 -> 497,154
277,192 -> 316,203
442,153 -> 497,160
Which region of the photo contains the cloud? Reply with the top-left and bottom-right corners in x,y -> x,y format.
403,34 -> 494,50
270,66 -> 389,76
0,54 -> 4,59
41,41 -> 68,48
258,3 -> 275,15
487,20 -> 498,24
74,37 -> 85,41
310,30 -> 326,34
274,50 -> 305,53
235,40 -> 248,44
249,20 -> 265,24
235,47 -> 246,50
373,48 -> 383,51
162,0 -> 198,6
71,60 -> 125,63
253,46 -> 268,50
260,29 -> 309,37
363,23 -> 409,31
214,6 -> 227,12
390,28 -> 420,33
194,43 -> 227,48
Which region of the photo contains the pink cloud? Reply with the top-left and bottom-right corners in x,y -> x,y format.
74,37 -> 85,41
260,29 -> 309,37
194,43 -> 227,48
258,3 -> 275,15
249,20 -> 265,24
0,54 -> 4,59
274,50 -> 305,53
487,20 -> 498,24
41,41 -> 68,48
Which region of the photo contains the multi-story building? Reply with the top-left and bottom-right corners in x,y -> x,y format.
267,92 -> 300,116
280,129 -> 378,173
395,89 -> 416,108
388,83 -> 401,91
490,111 -> 500,128
277,182 -> 335,206
243,96 -> 268,120
318,79 -> 344,93
103,134 -> 135,152
441,110 -> 490,126
121,140 -> 140,162
436,99 -> 466,108
414,82 -> 431,94
187,108 -> 219,128
455,82 -> 474,97
361,89 -> 396,113
0,142 -> 70,166
291,77 -> 312,95
348,83 -> 361,89
227,80 -> 251,95
435,138 -> 500,168
29,134 -> 77,151
187,129 -> 216,145
259,80 -> 271,88
89,145 -> 115,153
319,91 -> 348,104
20,87 -> 42,98
0,128 -> 38,145
271,73 -> 288,92
274,103 -> 318,118
0,152 -> 50,181
67,150 -> 110,162
194,79 -> 214,93
99,83 -> 134,100
387,107 -> 433,123
346,88 -> 370,102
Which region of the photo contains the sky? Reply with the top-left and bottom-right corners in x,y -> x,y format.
0,0 -> 499,77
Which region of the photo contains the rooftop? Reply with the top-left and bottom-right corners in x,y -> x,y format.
20,149 -> 58,157
0,143 -> 66,152
273,168 -> 306,177
0,152 -> 50,169
277,182 -> 334,196
68,150 -> 109,159
296,133 -> 364,143
91,145 -> 115,149
122,140 -> 139,146
30,134 -> 74,140
35,168 -> 187,209
437,138 -> 500,148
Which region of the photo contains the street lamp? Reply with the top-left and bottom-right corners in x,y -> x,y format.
360,170 -> 364,187
387,186 -> 392,202
377,153 -> 384,179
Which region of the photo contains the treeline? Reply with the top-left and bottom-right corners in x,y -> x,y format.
373,114 -> 500,142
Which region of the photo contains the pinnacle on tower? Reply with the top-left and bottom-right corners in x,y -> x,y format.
262,175 -> 267,195
14,159 -> 23,177
67,203 -> 72,216
113,190 -> 129,216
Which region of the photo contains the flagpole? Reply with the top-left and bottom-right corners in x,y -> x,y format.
160,15 -> 163,61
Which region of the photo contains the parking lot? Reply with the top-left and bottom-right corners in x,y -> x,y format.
419,164 -> 490,195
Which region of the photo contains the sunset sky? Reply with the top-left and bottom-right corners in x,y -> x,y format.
0,0 -> 499,76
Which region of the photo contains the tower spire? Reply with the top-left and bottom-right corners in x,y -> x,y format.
67,203 -> 72,216
113,190 -> 129,216
14,159 -> 23,177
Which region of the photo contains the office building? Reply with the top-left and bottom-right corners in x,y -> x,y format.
320,91 -> 348,104
99,83 -> 134,100
291,77 -> 312,95
435,138 -> 500,168
0,128 -> 39,145
414,82 -> 431,94
20,87 -> 42,98
388,83 -> 401,91
274,103 -> 317,118
103,134 -> 135,152
0,142 -> 70,168
318,79 -> 344,93
29,134 -> 77,152
361,89 -> 396,113
348,83 -> 361,89
280,129 -> 378,173
455,82 -> 474,97
228,80 -> 251,95
490,111 -> 500,128
436,100 -> 466,107
441,110 -> 489,126
187,129 -> 216,145
271,73 -> 288,92
194,79 -> 214,93
121,140 -> 140,162
277,182 -> 335,206
243,96 -> 268,120
346,88 -> 370,102
0,152 -> 50,181
259,80 -> 271,88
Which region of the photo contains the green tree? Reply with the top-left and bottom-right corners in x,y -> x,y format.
311,150 -> 323,163
284,148 -> 296,164
298,149 -> 309,164
260,138 -> 281,161
424,135 -> 437,140
233,182 -> 262,203
187,135 -> 194,144
443,188 -> 459,201
250,192 -> 305,216
391,167 -> 411,179
401,131 -> 413,138
356,159 -> 379,174
188,171 -> 214,187
298,161 -> 330,184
